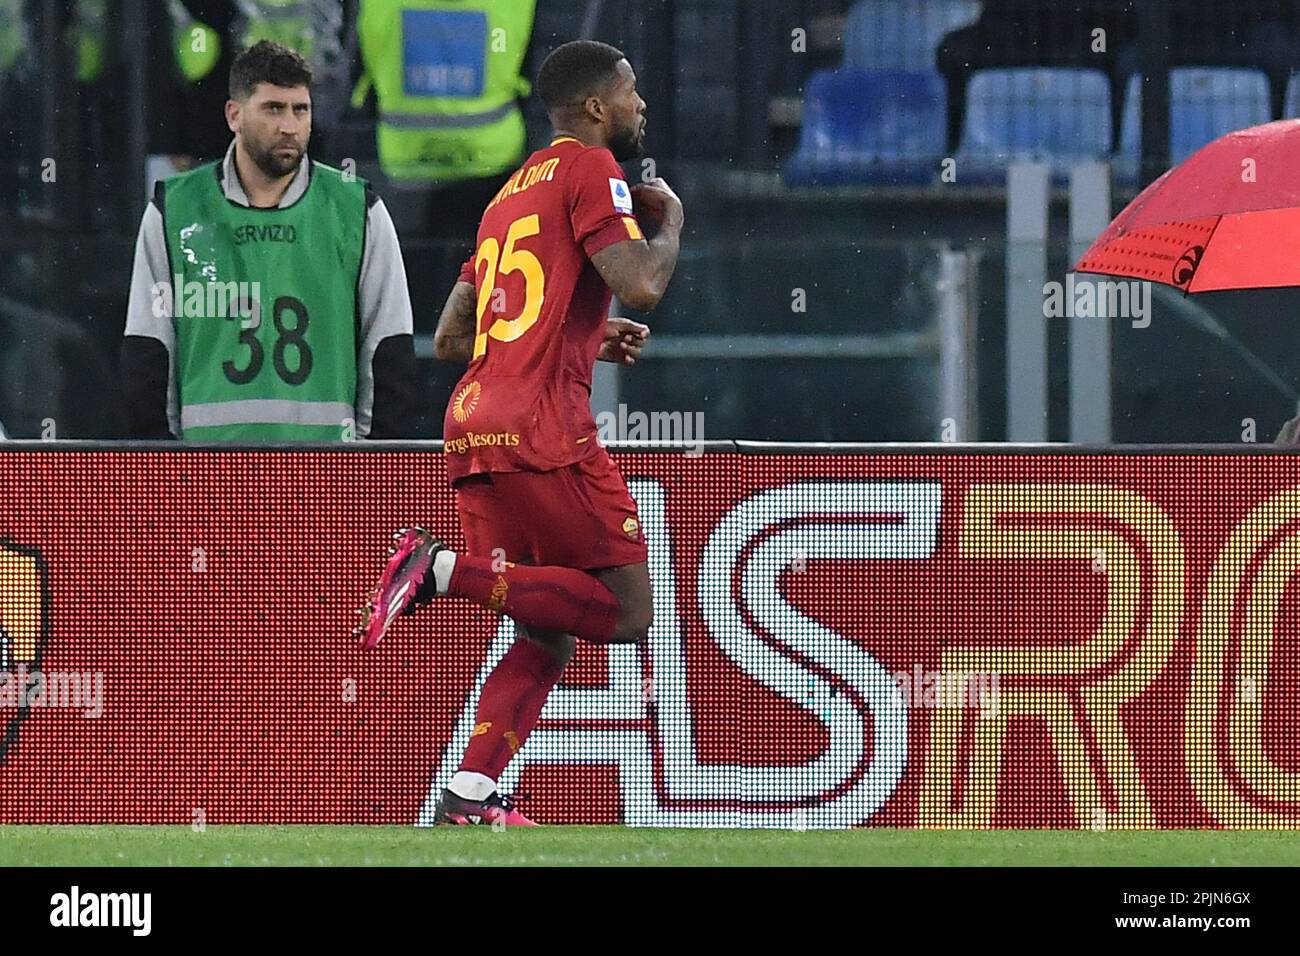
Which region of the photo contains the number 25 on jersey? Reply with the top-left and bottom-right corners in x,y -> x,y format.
473,214 -> 546,361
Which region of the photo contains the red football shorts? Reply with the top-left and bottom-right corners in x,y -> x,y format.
453,448 -> 647,571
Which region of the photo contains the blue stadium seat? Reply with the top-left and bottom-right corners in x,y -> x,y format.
784,69 -> 947,187
843,0 -> 981,72
955,68 -> 1112,182
1117,68 -> 1271,182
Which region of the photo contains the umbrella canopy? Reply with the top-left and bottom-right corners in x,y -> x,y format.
1075,119 -> 1300,292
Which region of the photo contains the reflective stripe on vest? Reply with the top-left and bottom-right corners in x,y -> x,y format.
181,400 -> 355,430
379,101 -> 516,130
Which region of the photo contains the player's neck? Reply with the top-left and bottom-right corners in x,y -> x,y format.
232,142 -> 297,209
551,126 -> 604,150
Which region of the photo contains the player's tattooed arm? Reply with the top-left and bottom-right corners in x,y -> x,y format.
591,178 -> 684,312
433,281 -> 478,364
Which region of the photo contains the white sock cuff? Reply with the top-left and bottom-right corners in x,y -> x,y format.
433,549 -> 457,595
449,771 -> 496,802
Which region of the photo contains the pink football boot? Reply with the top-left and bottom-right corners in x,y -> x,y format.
433,789 -> 539,827
354,527 -> 444,650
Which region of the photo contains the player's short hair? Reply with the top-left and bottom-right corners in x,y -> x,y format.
229,40 -> 313,101
537,40 -> 627,112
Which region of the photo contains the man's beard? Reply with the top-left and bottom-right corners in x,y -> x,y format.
609,124 -> 644,163
249,139 -> 304,178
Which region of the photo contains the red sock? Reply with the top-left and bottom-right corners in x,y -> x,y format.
460,637 -> 567,780
447,556 -> 620,644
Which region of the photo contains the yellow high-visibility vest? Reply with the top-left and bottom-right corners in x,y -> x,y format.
353,0 -> 536,182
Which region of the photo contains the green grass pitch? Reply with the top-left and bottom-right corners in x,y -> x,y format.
1,826 -> 1296,866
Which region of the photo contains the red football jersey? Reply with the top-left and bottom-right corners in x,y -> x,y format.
443,136 -> 645,480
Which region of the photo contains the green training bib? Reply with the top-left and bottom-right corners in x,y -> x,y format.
161,161 -> 367,441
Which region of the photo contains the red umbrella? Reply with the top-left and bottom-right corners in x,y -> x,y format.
1075,119 -> 1300,292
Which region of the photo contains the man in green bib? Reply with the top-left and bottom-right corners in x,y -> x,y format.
122,41 -> 417,441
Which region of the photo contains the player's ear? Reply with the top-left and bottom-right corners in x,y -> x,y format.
225,99 -> 241,134
584,94 -> 606,125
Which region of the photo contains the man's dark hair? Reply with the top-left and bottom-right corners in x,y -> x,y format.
229,40 -> 313,100
536,40 -> 627,112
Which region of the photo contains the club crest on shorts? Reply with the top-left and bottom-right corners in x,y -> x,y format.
452,381 -> 481,423
622,516 -> 640,540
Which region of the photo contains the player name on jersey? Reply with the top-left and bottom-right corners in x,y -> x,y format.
485,156 -> 562,213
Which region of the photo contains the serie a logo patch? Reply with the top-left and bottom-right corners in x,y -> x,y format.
609,178 -> 633,214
